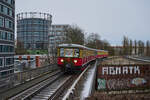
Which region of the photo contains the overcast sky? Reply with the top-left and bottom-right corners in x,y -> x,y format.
16,0 -> 150,46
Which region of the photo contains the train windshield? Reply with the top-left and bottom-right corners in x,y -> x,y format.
65,49 -> 74,57
60,48 -> 79,57
74,49 -> 79,57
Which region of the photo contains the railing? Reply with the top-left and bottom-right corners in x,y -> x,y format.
63,61 -> 97,100
127,56 -> 150,63
0,64 -> 59,93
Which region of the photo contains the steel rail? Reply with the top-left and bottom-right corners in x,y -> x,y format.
30,75 -> 72,100
8,70 -> 62,100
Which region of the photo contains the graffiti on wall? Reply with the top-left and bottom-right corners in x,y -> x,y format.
106,79 -> 131,90
97,78 -> 147,90
102,66 -> 140,75
97,79 -> 106,89
97,65 -> 150,91
131,78 -> 147,86
98,78 -> 131,90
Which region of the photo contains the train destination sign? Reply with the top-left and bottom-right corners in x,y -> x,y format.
97,64 -> 150,91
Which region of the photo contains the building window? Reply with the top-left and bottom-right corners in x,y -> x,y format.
5,19 -> 13,29
5,19 -> 9,28
1,71 -> 7,76
7,7 -> 9,15
0,4 -> 13,17
0,31 -> 2,39
9,9 -> 13,16
4,32 -> 7,39
0,5 -> 4,13
8,0 -> 12,4
0,17 -> 4,27
3,6 -> 7,15
5,57 -> 14,66
0,45 -> 14,53
0,31 -> 14,41
0,58 -> 3,67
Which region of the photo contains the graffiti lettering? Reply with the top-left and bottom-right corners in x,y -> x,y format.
97,78 -> 131,90
102,66 -> 140,75
106,79 -> 131,90
97,79 -> 106,89
132,78 -> 147,86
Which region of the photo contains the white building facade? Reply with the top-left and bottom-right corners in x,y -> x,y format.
48,24 -> 70,61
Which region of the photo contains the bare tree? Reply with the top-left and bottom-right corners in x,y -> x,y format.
142,41 -> 145,56
86,33 -> 102,49
138,40 -> 145,56
86,33 -> 114,56
16,41 -> 27,55
122,36 -> 129,55
134,40 -> 137,55
129,39 -> 133,55
146,40 -> 150,56
65,25 -> 84,45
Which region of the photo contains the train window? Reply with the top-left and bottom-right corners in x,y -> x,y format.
59,48 -> 79,57
60,48 -> 64,57
65,49 -> 73,57
74,49 -> 79,57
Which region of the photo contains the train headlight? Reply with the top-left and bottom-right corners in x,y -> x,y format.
74,60 -> 78,63
60,59 -> 64,63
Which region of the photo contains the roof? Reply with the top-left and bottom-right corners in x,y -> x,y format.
58,44 -> 85,48
58,44 -> 108,52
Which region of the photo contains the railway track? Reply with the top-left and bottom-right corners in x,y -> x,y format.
8,60 -> 98,100
30,75 -> 72,100
8,70 -> 62,100
27,62 -> 97,100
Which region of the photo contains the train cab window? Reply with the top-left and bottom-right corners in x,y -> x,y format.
74,49 -> 79,57
65,49 -> 73,57
59,48 -> 79,57
60,48 -> 64,57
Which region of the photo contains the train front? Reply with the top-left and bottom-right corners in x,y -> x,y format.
57,47 -> 82,72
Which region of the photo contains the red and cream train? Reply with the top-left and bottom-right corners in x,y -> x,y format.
57,44 -> 108,72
